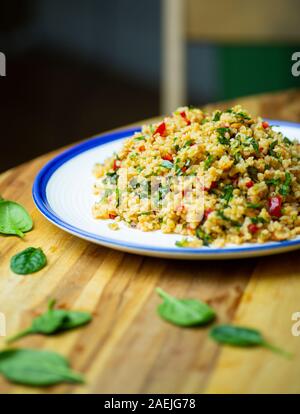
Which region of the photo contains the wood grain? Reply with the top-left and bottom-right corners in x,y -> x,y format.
0,89 -> 300,394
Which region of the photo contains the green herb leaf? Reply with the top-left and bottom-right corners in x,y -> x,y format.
265,178 -> 281,187
161,160 -> 173,169
175,239 -> 190,248
249,138 -> 259,153
251,217 -> 267,224
221,184 -> 234,205
0,349 -> 84,386
247,166 -> 258,182
195,228 -> 212,246
7,300 -> 92,344
269,140 -> 278,158
246,203 -> 262,209
216,210 -> 241,227
210,325 -> 292,358
10,247 -> 47,275
212,111 -> 221,121
0,200 -> 33,237
236,111 -> 251,120
283,136 -> 292,146
204,155 -> 214,171
279,172 -> 292,196
156,288 -> 215,327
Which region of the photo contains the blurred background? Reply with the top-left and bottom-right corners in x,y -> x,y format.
0,0 -> 299,172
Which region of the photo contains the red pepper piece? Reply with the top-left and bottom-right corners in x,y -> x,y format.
204,181 -> 217,191
139,145 -> 146,152
246,180 -> 254,189
113,160 -> 120,171
268,195 -> 282,218
248,223 -> 259,234
154,122 -> 166,137
162,153 -> 173,161
204,208 -> 213,219
262,121 -> 269,129
109,213 -> 117,219
180,111 -> 191,125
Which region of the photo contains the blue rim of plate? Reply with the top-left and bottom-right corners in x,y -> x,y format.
32,120 -> 300,257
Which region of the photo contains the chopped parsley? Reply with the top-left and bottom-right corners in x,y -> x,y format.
279,172 -> 292,196
217,210 -> 241,227
265,178 -> 281,187
269,140 -> 278,158
221,184 -> 234,205
246,203 -> 262,209
204,155 -> 214,171
251,217 -> 267,224
213,111 -> 221,121
283,137 -> 292,146
247,166 -> 258,182
195,228 -> 212,246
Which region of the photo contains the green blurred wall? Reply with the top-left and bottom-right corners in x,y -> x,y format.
218,45 -> 300,100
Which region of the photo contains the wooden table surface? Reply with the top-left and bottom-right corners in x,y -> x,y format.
1,89 -> 300,394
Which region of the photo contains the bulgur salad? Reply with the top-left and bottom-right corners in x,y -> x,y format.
92,106 -> 300,248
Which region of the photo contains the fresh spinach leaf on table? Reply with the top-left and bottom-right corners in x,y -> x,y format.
156,288 -> 215,327
0,200 -> 33,237
10,247 -> 47,275
0,349 -> 84,386
7,299 -> 92,343
210,324 -> 292,358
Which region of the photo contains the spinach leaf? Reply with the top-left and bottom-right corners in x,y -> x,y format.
156,288 -> 215,327
0,200 -> 33,237
10,247 -> 47,275
7,299 -> 92,343
210,325 -> 291,358
0,349 -> 84,386
279,172 -> 292,196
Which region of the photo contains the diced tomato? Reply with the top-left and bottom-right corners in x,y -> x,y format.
262,121 -> 269,129
180,111 -> 191,125
268,195 -> 282,218
204,181 -> 217,191
109,213 -> 117,219
246,180 -> 254,189
154,122 -> 166,137
248,224 -> 259,234
162,153 -> 173,161
139,145 -> 146,152
113,160 -> 120,171
232,175 -> 239,185
204,208 -> 213,219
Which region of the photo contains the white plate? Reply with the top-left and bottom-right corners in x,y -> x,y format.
33,121 -> 300,259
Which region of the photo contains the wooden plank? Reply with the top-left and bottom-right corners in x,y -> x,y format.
206,252 -> 300,394
0,90 -> 300,393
